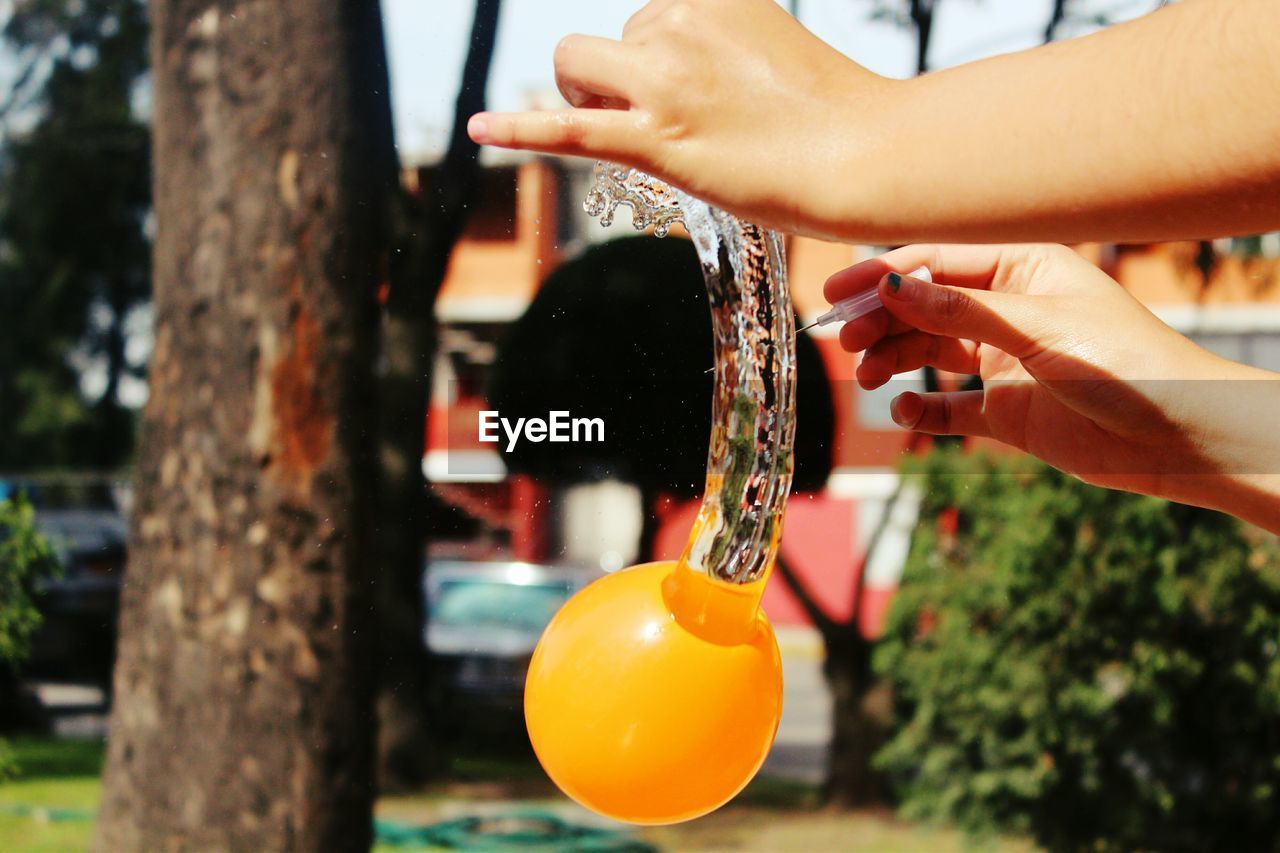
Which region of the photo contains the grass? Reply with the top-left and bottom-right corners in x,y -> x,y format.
0,738 -> 102,851
0,737 -> 1029,852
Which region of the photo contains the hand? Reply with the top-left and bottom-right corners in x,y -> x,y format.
466,0 -> 894,238
827,244 -> 1280,531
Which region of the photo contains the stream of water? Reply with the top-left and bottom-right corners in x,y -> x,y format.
584,162 -> 796,585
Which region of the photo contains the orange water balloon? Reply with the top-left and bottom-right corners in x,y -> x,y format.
524,560 -> 783,825
528,162 -> 795,825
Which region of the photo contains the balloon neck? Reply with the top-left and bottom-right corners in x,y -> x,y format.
662,560 -> 769,646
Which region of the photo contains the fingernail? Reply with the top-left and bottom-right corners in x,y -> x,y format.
891,392 -> 923,428
885,272 -> 917,301
467,114 -> 489,143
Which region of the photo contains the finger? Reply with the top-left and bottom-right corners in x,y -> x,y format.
891,390 -> 990,438
468,109 -> 643,159
857,331 -> 981,389
554,35 -> 641,108
837,306 -> 915,352
623,0 -> 677,38
878,271 -> 1054,361
824,244 -> 1041,304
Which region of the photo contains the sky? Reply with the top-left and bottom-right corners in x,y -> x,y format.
381,0 -> 1161,162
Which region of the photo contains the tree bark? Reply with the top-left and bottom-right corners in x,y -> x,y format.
95,0 -> 394,848
775,551 -> 887,805
374,0 -> 501,789
1044,0 -> 1069,43
822,631 -> 885,807
775,435 -> 925,806
373,227 -> 442,786
908,0 -> 934,75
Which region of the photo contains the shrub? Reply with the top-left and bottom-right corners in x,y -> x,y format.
0,494 -> 59,777
874,450 -> 1280,851
0,495 -> 58,665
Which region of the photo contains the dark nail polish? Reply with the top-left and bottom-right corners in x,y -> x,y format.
887,272 -> 902,293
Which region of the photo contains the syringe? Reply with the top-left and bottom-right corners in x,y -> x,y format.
798,266 -> 932,333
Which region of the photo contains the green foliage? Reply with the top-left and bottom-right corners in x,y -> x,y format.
0,496 -> 59,782
874,450 -> 1280,851
0,0 -> 150,469
0,495 -> 59,666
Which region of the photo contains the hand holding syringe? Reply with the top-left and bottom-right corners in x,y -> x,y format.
797,266 -> 932,333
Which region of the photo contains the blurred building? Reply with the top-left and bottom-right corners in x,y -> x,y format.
416,153 -> 1280,637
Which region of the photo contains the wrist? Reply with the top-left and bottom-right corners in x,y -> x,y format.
1156,360 -> 1280,533
807,72 -> 908,243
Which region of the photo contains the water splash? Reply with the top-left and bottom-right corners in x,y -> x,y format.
584,162 -> 796,584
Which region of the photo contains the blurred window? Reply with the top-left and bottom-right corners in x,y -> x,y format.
441,322 -> 504,402
431,580 -> 572,633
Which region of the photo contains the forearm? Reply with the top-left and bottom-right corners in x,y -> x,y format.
1159,472 -> 1280,537
839,0 -> 1280,245
1155,361 -> 1280,535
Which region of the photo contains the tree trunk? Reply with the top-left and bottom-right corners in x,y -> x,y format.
373,215 -> 443,787
1044,0 -> 1069,43
636,485 -> 663,563
822,631 -> 887,806
775,553 -> 885,803
373,0 -> 501,789
95,0 -> 394,848
909,0 -> 934,75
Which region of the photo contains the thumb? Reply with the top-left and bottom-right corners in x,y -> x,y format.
879,271 -> 1053,360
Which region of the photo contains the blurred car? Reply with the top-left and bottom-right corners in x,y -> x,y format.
0,477 -> 126,693
29,507 -> 125,690
423,559 -> 602,734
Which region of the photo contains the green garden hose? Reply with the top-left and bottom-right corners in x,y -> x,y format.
0,802 -> 656,852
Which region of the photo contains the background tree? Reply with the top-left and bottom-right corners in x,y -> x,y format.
772,436 -> 924,806
488,235 -> 835,560
0,0 -> 150,470
374,0 -> 502,789
0,0 -> 505,792
876,450 -> 1280,850
1044,0 -> 1069,42
869,0 -> 940,74
94,0 -> 396,846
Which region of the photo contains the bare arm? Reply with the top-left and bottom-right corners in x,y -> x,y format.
874,0 -> 1280,243
469,0 -> 1280,244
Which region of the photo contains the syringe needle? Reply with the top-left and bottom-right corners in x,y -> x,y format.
709,266 -> 930,368
798,266 -> 932,334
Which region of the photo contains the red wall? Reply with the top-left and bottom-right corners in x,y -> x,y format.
652,494 -> 894,637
